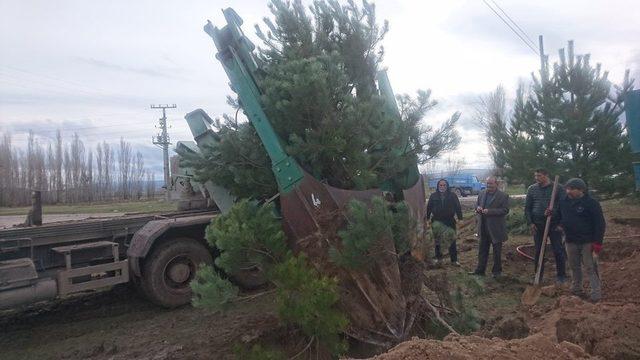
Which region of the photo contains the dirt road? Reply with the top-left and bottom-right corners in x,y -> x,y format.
0,285 -> 278,360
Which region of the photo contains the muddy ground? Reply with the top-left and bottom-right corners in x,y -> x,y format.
1,198 -> 639,359
0,213 -> 125,229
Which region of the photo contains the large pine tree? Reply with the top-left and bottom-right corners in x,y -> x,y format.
181,0 -> 460,199
478,41 -> 635,193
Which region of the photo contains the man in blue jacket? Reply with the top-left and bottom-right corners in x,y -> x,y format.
559,178 -> 606,303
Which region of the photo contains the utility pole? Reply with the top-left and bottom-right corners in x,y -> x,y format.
151,104 -> 176,200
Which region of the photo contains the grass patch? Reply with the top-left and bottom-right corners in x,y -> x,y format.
0,200 -> 176,216
504,184 -> 526,196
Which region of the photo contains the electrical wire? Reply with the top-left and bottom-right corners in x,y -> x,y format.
481,0 -> 539,56
488,0 -> 537,50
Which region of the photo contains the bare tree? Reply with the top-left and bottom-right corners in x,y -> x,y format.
0,133 -> 13,206
444,156 -> 466,175
96,143 -> 103,201
133,151 -> 145,200
146,172 -> 155,200
54,130 -> 63,203
474,85 -> 508,176
103,141 -> 114,201
118,138 -> 132,199
1,131 -> 153,206
86,149 -> 93,202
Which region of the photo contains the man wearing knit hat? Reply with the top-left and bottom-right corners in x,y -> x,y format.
558,177 -> 606,302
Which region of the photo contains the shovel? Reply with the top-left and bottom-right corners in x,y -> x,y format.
522,175 -> 560,306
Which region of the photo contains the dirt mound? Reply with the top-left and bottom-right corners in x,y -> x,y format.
523,251 -> 640,359
487,315 -> 530,340
598,237 -> 640,262
364,333 -> 590,359
602,250 -> 640,301
531,296 -> 640,359
611,217 -> 640,229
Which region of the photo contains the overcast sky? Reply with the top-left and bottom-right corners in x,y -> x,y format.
1,0 -> 638,175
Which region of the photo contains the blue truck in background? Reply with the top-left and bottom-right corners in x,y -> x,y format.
427,173 -> 486,197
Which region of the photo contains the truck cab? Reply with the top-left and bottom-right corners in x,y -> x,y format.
427,173 -> 486,197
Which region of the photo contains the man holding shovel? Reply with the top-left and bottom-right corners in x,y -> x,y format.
525,168 -> 567,284
558,178 -> 606,303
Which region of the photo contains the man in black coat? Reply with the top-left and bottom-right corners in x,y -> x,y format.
559,178 -> 605,302
525,168 -> 567,283
426,178 -> 463,266
470,177 -> 510,278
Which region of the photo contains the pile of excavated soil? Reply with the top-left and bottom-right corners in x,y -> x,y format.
367,233 -> 640,360
601,248 -> 640,302
365,333 -> 590,359
533,297 -> 640,359
527,250 -> 640,359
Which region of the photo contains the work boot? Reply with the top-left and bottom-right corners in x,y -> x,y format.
468,271 -> 485,276
451,261 -> 461,267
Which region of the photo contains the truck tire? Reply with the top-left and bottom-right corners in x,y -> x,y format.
141,238 -> 213,308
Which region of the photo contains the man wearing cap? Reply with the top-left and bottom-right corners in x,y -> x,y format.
558,178 -> 606,302
525,168 -> 567,283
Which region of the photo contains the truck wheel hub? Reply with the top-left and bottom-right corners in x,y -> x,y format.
167,262 -> 191,283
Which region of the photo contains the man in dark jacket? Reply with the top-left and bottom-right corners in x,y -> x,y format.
559,178 -> 605,302
525,168 -> 567,283
470,177 -> 509,278
426,178 -> 463,266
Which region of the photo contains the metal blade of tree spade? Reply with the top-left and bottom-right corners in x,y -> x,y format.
280,170 -> 426,345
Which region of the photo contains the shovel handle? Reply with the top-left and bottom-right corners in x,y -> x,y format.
533,175 -> 560,285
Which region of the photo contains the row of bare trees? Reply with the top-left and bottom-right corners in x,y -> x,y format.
0,131 -> 156,207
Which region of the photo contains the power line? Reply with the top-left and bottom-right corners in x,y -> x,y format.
481,0 -> 539,56
488,0 -> 537,50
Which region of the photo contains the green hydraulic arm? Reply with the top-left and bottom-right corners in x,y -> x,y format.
204,8 -> 419,195
204,9 -> 303,194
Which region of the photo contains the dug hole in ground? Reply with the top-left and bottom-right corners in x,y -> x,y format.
0,199 -> 639,359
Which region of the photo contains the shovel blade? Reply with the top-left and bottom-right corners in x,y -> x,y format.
521,285 -> 542,306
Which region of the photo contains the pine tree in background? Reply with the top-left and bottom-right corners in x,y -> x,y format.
478,41 -> 635,194
181,0 -> 460,199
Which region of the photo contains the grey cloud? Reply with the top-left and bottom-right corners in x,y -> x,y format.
134,143 -> 165,176
0,89 -> 150,109
75,57 -> 184,80
442,10 -> 540,56
443,4 -> 637,58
